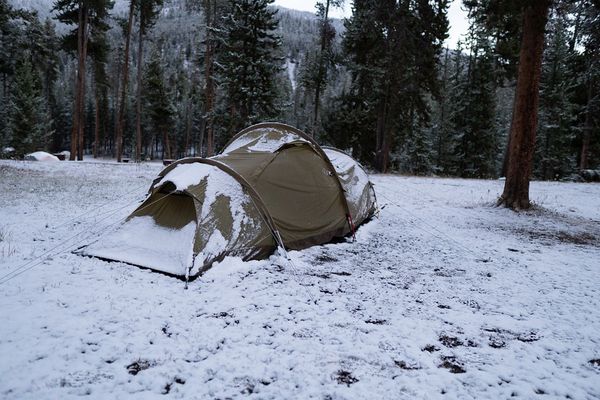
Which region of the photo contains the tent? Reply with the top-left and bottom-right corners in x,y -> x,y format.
81,122 -> 376,280
24,151 -> 60,162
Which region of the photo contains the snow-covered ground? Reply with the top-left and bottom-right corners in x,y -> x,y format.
0,159 -> 599,399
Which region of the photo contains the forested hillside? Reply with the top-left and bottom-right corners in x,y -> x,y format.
1,0 -> 598,179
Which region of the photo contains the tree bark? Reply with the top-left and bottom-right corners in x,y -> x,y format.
116,0 -> 136,162
69,67 -> 79,160
77,8 -> 89,161
163,128 -> 171,159
198,116 -> 205,157
185,100 -> 191,157
498,0 -> 551,209
580,68 -> 593,170
374,83 -> 391,173
311,0 -> 331,138
135,18 -> 143,162
437,47 -> 450,168
94,89 -> 100,158
69,5 -> 85,161
203,0 -> 216,157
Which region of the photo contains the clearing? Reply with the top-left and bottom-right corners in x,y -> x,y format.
0,160 -> 599,399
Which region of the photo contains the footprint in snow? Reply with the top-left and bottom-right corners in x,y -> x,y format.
333,370 -> 359,386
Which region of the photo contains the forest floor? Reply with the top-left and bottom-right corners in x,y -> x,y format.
0,159 -> 599,399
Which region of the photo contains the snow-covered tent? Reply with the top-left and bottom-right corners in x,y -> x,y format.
81,123 -> 376,280
24,151 -> 59,162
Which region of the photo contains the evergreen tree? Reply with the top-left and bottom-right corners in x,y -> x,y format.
144,47 -> 175,159
135,0 -> 163,161
217,0 -> 282,140
322,90 -> 376,162
53,0 -> 114,160
576,0 -> 600,170
534,8 -> 577,179
400,110 -> 434,175
200,0 -> 228,156
498,0 -> 553,209
301,0 -> 343,137
115,0 -> 136,162
341,0 -> 449,172
450,20 -> 498,178
0,1 -> 35,147
462,0 -> 522,83
8,55 -> 50,157
89,29 -> 110,158
431,47 -> 455,174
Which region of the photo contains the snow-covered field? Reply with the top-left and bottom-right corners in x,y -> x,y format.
0,159 -> 599,399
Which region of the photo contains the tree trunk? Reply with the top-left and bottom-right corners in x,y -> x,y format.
198,117 -> 205,157
580,69 -> 593,170
311,0 -> 331,138
101,93 -> 107,157
163,128 -> 171,159
135,19 -> 143,162
185,101 -> 191,157
203,0 -> 216,157
112,49 -> 121,158
498,0 -> 551,210
150,133 -> 155,159
116,0 -> 136,162
374,83 -> 391,173
69,6 -> 85,161
69,68 -> 79,160
437,48 -> 448,168
77,9 -> 89,161
94,89 -> 100,158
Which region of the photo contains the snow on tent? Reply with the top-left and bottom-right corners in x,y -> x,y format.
24,151 -> 60,162
80,123 -> 376,280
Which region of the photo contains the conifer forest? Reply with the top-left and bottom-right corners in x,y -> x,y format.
1,0 -> 598,179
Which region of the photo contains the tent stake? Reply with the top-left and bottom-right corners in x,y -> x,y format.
347,214 -> 356,242
185,253 -> 197,290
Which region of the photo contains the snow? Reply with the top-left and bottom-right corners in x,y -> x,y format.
1,160 -> 600,399
156,162 -> 218,191
286,57 -> 297,91
82,161 -> 257,277
222,127 -> 309,154
324,148 -> 373,214
82,216 -> 197,277
24,151 -> 59,162
176,162 -> 255,276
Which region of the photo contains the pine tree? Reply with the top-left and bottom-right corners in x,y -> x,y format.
431,47 -> 454,174
89,29 -> 109,158
577,0 -> 600,171
498,0 -> 552,209
534,8 -> 577,179
302,0 -> 343,138
53,0 -> 114,160
200,0 -> 228,156
0,1 -> 36,148
322,90 -> 376,163
115,0 -> 136,162
135,0 -> 163,162
218,0 -> 282,140
144,47 -> 175,159
450,23 -> 498,178
401,109 -> 434,175
342,0 -> 449,172
8,55 -> 49,157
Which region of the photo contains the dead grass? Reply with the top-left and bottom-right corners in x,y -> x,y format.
0,225 -> 16,258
